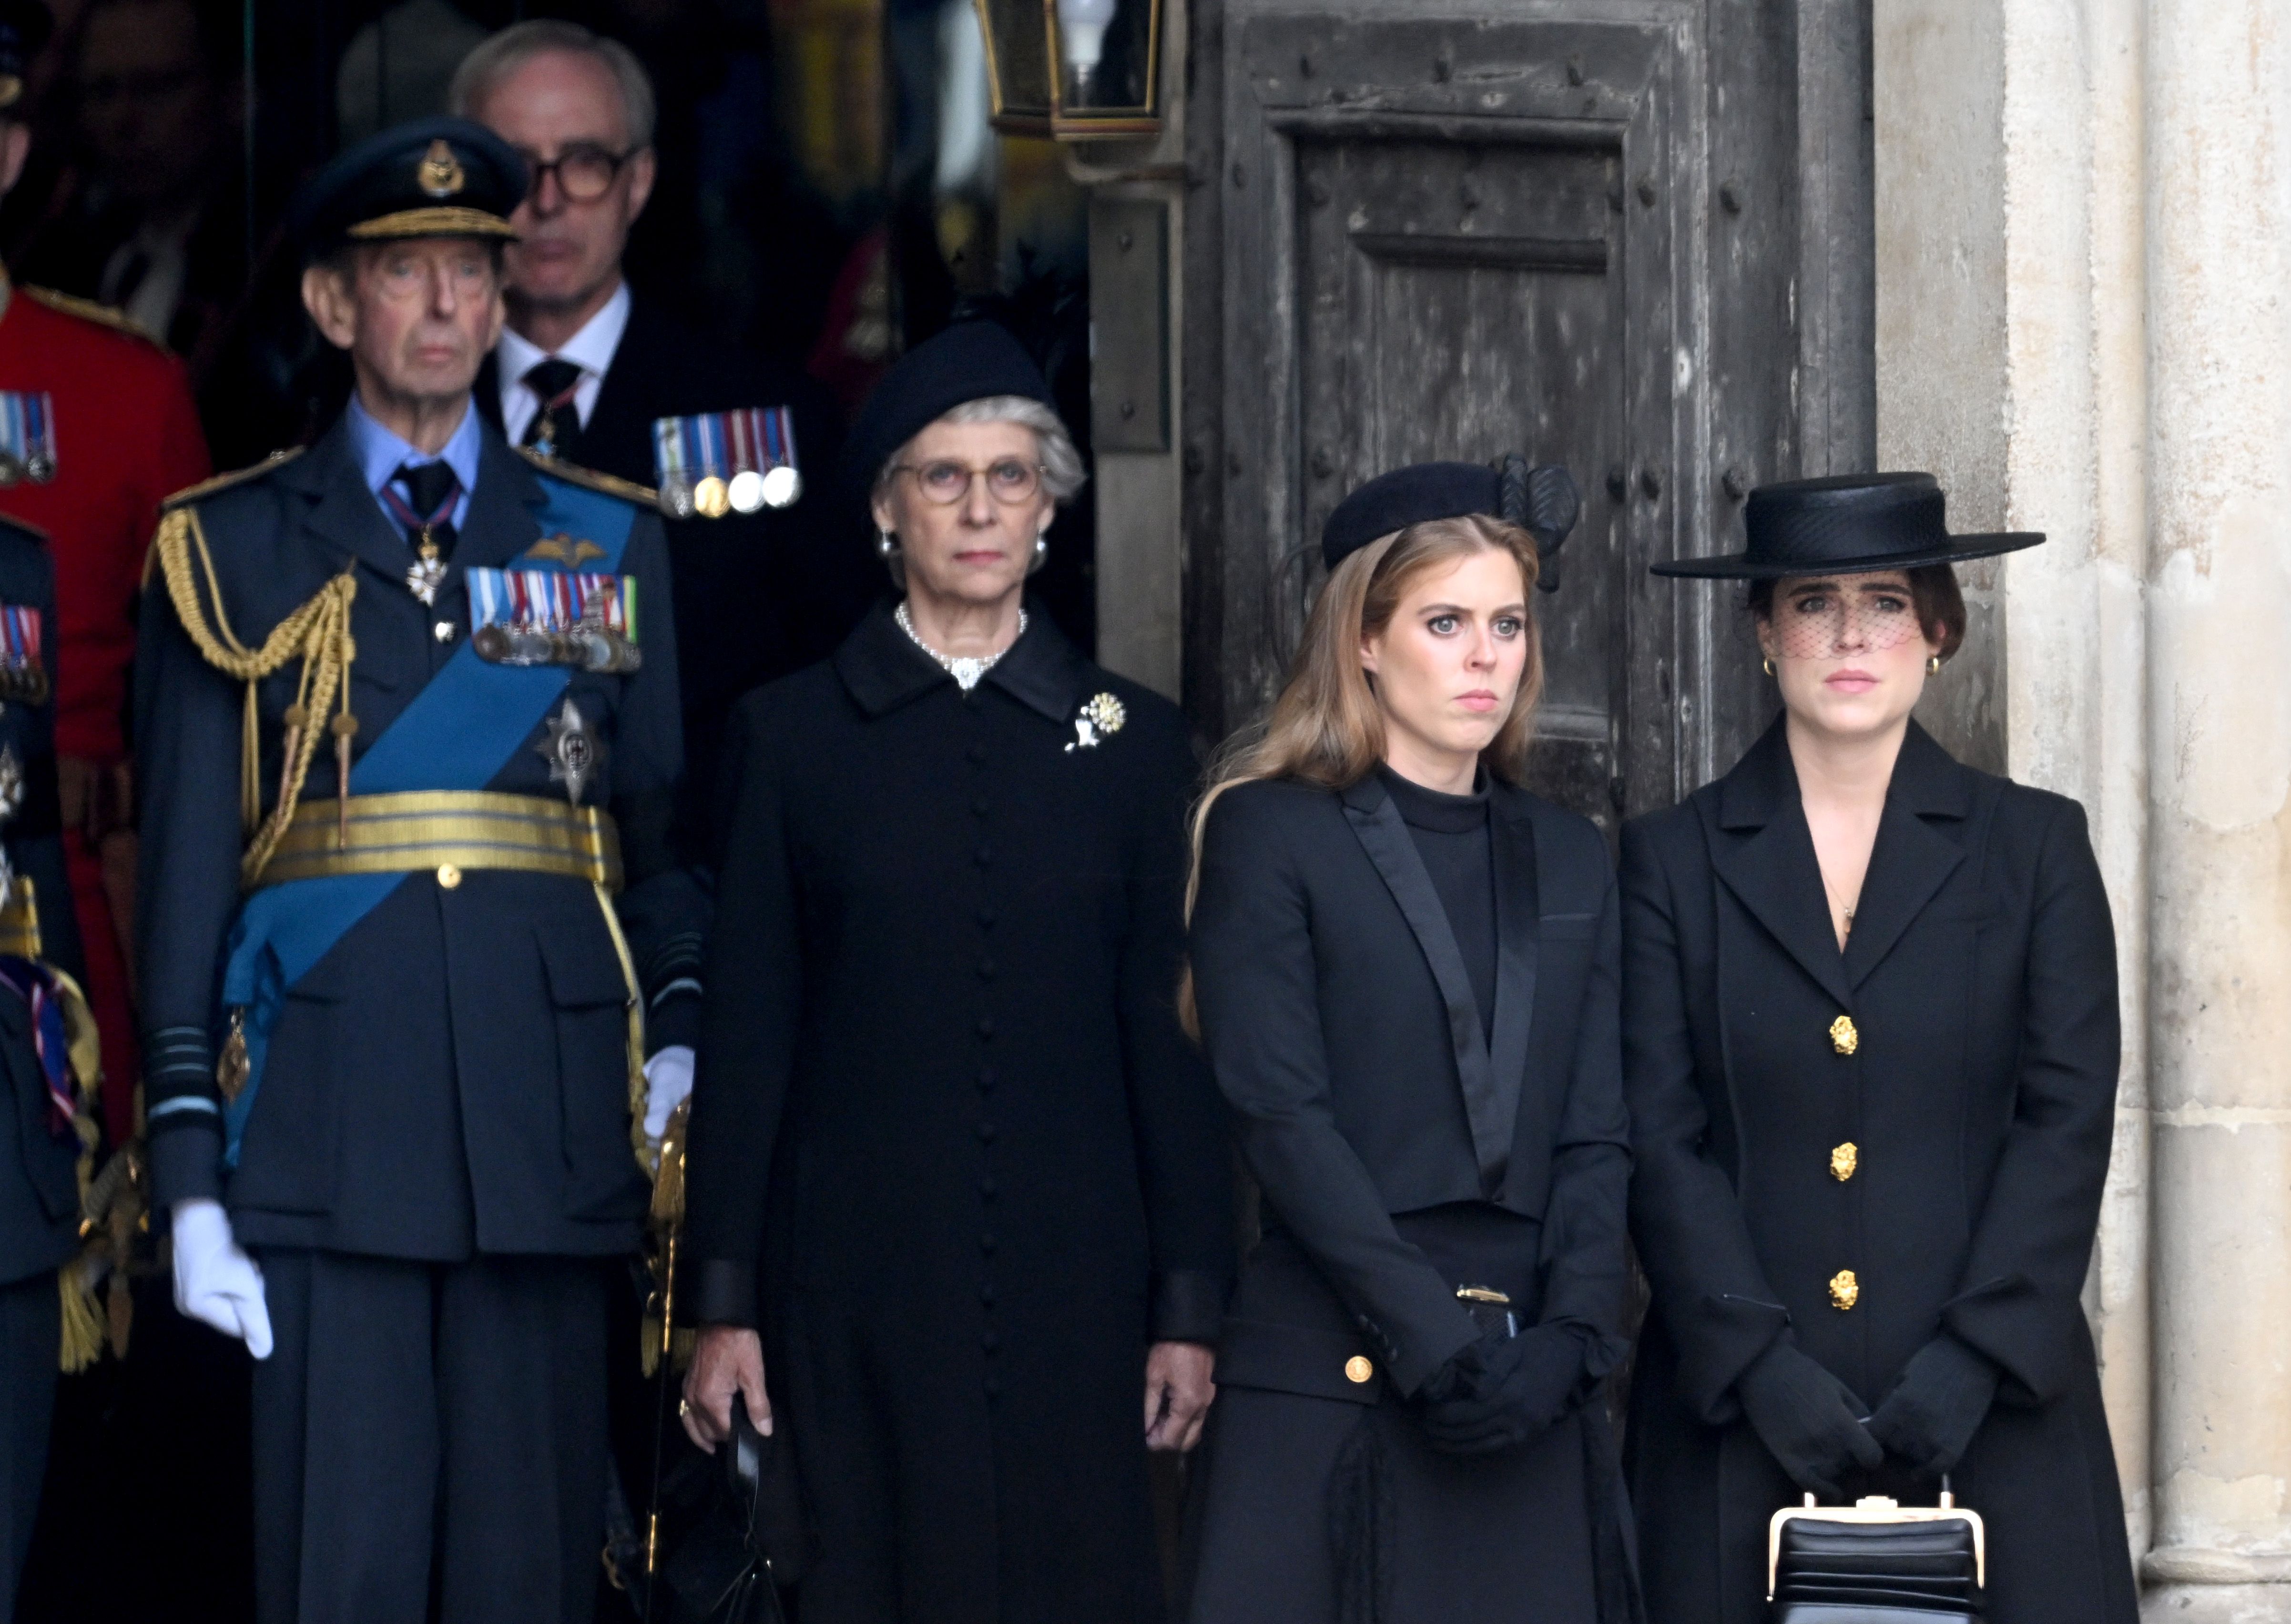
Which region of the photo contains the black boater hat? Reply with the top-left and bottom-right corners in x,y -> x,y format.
843,321 -> 1059,498
1651,472 -> 2044,579
1321,462 -> 1502,571
290,116 -> 527,261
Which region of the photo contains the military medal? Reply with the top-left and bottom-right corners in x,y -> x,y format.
379,466 -> 460,606
539,696 -> 605,804
0,393 -> 53,488
652,406 -> 802,519
0,603 -> 46,705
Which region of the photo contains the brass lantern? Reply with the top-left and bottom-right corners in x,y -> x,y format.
974,0 -> 1164,141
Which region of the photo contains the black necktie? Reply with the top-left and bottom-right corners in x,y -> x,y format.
382,460 -> 461,560
521,358 -> 585,456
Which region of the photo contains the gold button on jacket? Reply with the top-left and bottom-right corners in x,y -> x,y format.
1830,1142 -> 1858,1181
1829,1014 -> 1858,1055
1828,1269 -> 1860,1311
436,863 -> 462,888
1344,1355 -> 1374,1384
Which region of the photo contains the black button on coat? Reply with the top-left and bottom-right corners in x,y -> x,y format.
1620,720 -> 2138,1624
681,603 -> 1232,1624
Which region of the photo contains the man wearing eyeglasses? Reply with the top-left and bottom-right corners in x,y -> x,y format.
453,21 -> 863,856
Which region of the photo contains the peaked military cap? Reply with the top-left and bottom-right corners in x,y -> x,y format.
0,1 -> 47,112
844,321 -> 1058,499
1650,472 -> 2045,579
291,116 -> 527,259
1321,462 -> 1504,571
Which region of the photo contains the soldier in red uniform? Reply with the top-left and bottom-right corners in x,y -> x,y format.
0,0 -> 210,1140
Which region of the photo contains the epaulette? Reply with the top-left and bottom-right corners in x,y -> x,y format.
22,286 -> 164,347
161,447 -> 305,512
516,446 -> 658,508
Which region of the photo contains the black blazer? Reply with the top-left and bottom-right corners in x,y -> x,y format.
0,517 -> 84,1283
1620,720 -> 2118,1414
479,294 -> 872,836
135,414 -> 703,1260
1189,773 -> 1632,1398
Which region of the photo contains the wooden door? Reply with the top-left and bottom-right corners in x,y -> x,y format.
1182,0 -> 1875,831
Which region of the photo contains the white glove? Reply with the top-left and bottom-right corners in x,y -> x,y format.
643,1045 -> 696,1147
171,1198 -> 273,1359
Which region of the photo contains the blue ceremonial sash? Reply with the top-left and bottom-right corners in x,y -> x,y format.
216,472 -> 637,1166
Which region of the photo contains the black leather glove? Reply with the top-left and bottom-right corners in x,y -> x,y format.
1735,1338 -> 1884,1497
1415,1324 -> 1588,1455
1867,1333 -> 2000,1474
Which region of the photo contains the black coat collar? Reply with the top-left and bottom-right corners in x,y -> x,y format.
1709,719 -> 1970,1001
284,409 -> 544,591
834,598 -> 1094,725
1339,771 -> 1541,1198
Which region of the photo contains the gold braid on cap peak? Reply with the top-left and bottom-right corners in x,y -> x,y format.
151,507 -> 360,885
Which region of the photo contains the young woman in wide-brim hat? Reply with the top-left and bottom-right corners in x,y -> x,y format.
1620,472 -> 2138,1624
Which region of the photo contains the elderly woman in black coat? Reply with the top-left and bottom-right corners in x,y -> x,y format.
1183,465 -> 1637,1624
1622,474 -> 2138,1624
676,321 -> 1232,1624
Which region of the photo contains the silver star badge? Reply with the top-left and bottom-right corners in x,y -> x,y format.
406,554 -> 448,606
538,697 -> 605,804
0,748 -> 24,823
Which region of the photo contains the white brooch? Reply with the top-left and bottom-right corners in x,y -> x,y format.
1067,692 -> 1127,752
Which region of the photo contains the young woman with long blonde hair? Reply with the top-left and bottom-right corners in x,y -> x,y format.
1181,464 -> 1638,1624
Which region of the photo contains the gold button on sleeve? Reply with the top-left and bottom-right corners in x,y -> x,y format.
1344,1355 -> 1373,1385
1828,1269 -> 1860,1311
1829,1014 -> 1859,1055
436,863 -> 463,888
1831,1142 -> 1858,1181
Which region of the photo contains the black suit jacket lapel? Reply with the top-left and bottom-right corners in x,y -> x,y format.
1843,724 -> 1969,987
1487,783 -> 1540,1193
1340,776 -> 1508,1196
580,297 -> 650,465
1707,722 -> 1854,1009
291,418 -> 422,588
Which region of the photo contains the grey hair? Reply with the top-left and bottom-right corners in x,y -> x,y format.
449,20 -> 658,151
870,396 -> 1084,590
871,396 -> 1087,506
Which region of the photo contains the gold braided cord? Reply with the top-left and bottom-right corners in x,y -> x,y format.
151,508 -> 359,885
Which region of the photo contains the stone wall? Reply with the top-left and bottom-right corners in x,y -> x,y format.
1875,0 -> 2291,1615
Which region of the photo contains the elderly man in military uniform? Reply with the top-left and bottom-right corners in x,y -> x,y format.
135,117 -> 701,1624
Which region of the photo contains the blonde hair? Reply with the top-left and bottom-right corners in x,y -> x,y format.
1179,514 -> 1544,1030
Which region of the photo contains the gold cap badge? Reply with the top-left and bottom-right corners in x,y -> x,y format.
1829,1269 -> 1860,1311
1829,1014 -> 1859,1055
1830,1142 -> 1858,1182
418,138 -> 467,199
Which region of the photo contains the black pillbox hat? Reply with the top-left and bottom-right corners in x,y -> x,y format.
1321,462 -> 1504,571
843,321 -> 1059,498
290,116 -> 528,260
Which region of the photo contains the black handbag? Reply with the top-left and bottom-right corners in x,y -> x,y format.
1767,1482 -> 1986,1623
656,1397 -> 810,1624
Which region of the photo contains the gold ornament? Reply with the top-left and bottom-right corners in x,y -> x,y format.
1830,1014 -> 1859,1056
1829,1269 -> 1860,1311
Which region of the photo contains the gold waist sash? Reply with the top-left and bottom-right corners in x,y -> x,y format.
250,792 -> 621,892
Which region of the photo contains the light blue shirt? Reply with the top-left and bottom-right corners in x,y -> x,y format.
346,392 -> 482,534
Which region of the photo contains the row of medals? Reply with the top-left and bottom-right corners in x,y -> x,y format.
0,452 -> 55,487
660,464 -> 801,520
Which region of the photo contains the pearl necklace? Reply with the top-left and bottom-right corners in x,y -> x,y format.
896,600 -> 1027,692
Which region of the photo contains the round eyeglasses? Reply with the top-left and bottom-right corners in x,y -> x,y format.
523,143 -> 637,204
894,458 -> 1045,506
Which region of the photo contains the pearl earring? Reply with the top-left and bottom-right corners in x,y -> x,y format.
876,529 -> 897,558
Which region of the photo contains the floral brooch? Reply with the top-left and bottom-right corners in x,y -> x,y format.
1067,691 -> 1128,751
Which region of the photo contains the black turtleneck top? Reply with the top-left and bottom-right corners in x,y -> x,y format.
1377,763 -> 1497,1045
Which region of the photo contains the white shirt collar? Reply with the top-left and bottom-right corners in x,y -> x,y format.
497,280 -> 632,440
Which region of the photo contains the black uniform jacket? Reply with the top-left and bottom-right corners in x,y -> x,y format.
135,413 -> 703,1262
681,604 -> 1231,1622
0,518 -> 85,1286
1189,772 -> 1634,1401
478,294 -> 870,839
1621,720 -> 2133,1624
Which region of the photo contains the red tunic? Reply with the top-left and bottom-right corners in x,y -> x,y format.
0,280 -> 210,1137
0,282 -> 210,761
